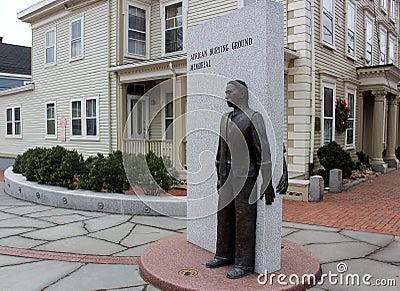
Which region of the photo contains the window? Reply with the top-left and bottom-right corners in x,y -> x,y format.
322,0 -> 334,45
391,0 -> 397,19
164,93 -> 173,139
380,28 -> 387,65
71,98 -> 98,138
86,99 -> 97,136
389,36 -> 396,64
163,1 -> 183,54
347,2 -> 356,57
345,91 -> 356,147
45,29 -> 56,64
72,100 -> 82,136
127,4 -> 148,56
70,18 -> 83,59
46,102 -> 56,137
6,109 -> 12,135
323,86 -> 335,144
5,107 -> 21,137
365,16 -> 373,65
382,0 -> 388,11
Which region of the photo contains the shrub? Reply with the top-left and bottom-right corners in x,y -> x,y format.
124,151 -> 178,195
57,149 -> 85,189
78,153 -> 107,192
12,146 -> 84,189
13,152 -> 28,174
104,151 -> 130,193
355,151 -> 371,170
317,141 -> 355,179
12,146 -> 176,195
23,147 -> 48,181
396,147 -> 400,160
316,169 -> 329,186
124,153 -> 156,194
35,146 -> 64,184
146,151 -> 177,194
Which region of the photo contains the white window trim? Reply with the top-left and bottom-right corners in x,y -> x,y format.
70,97 -> 99,140
160,0 -> 187,56
320,75 -> 336,146
70,99 -> 83,138
365,13 -> 374,66
321,0 -> 336,49
381,0 -> 388,14
69,16 -> 84,61
124,0 -> 150,60
389,35 -> 396,64
45,101 -> 57,139
45,28 -> 56,66
5,106 -> 22,139
345,85 -> 357,149
161,92 -> 174,141
390,0 -> 397,21
379,26 -> 388,65
346,0 -> 356,60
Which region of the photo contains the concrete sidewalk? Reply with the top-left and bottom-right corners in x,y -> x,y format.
0,182 -> 399,290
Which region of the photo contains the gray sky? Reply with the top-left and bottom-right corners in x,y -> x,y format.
0,0 -> 41,47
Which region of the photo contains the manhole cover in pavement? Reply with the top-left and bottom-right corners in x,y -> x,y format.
178,269 -> 198,277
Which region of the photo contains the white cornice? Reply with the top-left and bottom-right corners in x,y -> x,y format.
356,65 -> 400,93
109,54 -> 187,73
18,0 -> 57,20
18,0 -> 104,24
0,73 -> 32,79
0,84 -> 35,97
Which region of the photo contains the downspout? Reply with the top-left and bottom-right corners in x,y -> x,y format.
309,0 -> 316,177
107,0 -> 112,153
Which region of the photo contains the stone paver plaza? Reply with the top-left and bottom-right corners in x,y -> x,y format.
0,171 -> 399,290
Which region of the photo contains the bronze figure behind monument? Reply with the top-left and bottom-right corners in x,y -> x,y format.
206,80 -> 288,279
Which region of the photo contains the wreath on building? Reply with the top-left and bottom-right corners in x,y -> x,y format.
335,99 -> 351,133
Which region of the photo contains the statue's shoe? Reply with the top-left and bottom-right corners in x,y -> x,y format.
205,256 -> 233,268
226,266 -> 253,279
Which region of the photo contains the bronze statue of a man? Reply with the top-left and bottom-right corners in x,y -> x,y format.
206,80 -> 288,279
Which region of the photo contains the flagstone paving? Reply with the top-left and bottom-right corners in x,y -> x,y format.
0,176 -> 399,290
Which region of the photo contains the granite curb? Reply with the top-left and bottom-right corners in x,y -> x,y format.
4,167 -> 186,217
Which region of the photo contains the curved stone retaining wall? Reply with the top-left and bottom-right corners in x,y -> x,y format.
3,167 -> 186,217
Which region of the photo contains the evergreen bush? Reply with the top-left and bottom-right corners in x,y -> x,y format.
124,151 -> 177,195
12,147 -> 177,195
317,141 -> 355,178
355,151 -> 371,170
104,151 -> 130,193
78,153 -> 107,192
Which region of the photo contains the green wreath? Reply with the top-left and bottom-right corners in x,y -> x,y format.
335,99 -> 351,133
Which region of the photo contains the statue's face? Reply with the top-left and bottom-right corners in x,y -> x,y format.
225,83 -> 242,108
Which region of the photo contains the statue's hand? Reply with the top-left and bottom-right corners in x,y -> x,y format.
261,181 -> 275,205
276,156 -> 288,195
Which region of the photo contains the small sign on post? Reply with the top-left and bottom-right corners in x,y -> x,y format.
60,117 -> 67,142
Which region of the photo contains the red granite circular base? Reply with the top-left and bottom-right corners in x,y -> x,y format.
140,234 -> 321,291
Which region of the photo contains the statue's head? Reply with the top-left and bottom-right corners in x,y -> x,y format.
225,80 -> 249,108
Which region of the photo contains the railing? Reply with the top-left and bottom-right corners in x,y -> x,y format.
123,139 -> 174,161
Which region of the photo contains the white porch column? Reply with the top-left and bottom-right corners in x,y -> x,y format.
172,76 -> 186,173
371,90 -> 388,173
384,94 -> 400,168
117,83 -> 127,151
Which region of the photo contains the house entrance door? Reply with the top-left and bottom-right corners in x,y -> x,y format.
127,95 -> 149,139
